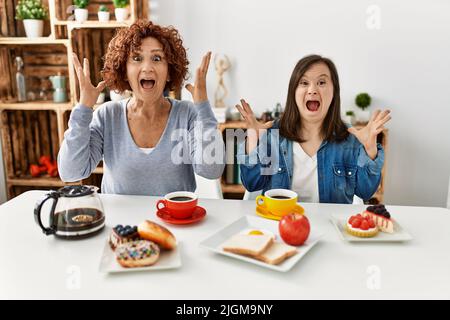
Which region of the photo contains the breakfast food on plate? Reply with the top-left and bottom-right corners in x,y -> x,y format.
279,213 -> 310,246
239,228 -> 275,239
109,225 -> 140,250
138,220 -> 177,250
248,230 -> 264,235
346,214 -> 379,238
115,240 -> 160,268
109,220 -> 177,269
362,204 -> 394,233
254,241 -> 297,265
222,234 -> 273,257
221,233 -> 298,265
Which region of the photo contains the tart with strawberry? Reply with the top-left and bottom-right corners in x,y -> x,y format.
346,214 -> 379,238
362,204 -> 394,233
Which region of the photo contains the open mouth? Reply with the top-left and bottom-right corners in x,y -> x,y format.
306,100 -> 320,112
140,79 -> 155,90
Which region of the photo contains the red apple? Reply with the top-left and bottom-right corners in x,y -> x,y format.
278,213 -> 310,246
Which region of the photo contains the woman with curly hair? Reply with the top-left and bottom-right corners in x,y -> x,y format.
58,20 -> 225,196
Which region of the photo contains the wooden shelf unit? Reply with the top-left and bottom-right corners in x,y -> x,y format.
0,38 -> 69,45
0,0 -> 148,199
219,120 -> 247,199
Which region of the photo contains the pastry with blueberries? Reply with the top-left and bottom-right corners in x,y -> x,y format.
109,224 -> 141,250
362,204 -> 394,233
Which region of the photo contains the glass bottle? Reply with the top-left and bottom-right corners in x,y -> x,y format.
15,56 -> 26,102
273,102 -> 282,119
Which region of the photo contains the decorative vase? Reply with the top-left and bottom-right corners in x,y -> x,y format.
74,8 -> 88,23
357,109 -> 371,124
114,7 -> 129,22
23,19 -> 44,38
344,115 -> 355,126
97,11 -> 110,22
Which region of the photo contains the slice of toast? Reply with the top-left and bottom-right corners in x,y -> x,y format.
254,241 -> 298,265
222,234 -> 273,257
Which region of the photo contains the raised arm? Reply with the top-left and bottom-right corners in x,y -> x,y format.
185,52 -> 225,179
57,53 -> 106,181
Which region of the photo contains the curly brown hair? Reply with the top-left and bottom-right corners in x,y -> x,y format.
102,19 -> 189,93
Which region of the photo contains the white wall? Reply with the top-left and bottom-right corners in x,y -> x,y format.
156,0 -> 450,207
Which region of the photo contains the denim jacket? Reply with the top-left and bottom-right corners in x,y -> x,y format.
237,122 -> 384,204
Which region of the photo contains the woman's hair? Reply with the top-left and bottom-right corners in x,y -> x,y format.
279,54 -> 349,143
102,19 -> 189,93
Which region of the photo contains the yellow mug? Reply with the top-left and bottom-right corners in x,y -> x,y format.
256,189 -> 298,217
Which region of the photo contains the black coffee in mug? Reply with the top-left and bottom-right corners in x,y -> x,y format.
170,196 -> 194,202
271,195 -> 291,200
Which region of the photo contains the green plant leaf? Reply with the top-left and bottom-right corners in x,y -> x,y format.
74,0 -> 90,9
355,93 -> 371,110
15,0 -> 48,20
113,0 -> 129,9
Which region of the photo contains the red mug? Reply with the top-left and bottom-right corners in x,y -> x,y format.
156,191 -> 198,219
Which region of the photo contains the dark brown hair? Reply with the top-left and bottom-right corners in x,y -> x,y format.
102,19 -> 189,93
279,54 -> 349,143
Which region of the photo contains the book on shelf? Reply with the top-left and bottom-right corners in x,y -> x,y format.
234,162 -> 242,185
225,133 -> 235,184
224,135 -> 243,186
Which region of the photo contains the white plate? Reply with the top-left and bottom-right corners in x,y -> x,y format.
99,239 -> 182,273
199,215 -> 323,272
330,213 -> 413,242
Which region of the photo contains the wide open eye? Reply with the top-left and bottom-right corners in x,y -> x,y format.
152,55 -> 162,62
132,55 -> 142,62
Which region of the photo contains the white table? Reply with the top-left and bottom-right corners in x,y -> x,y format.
1,190 -> 449,299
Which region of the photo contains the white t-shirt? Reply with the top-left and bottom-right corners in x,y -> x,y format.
291,142 -> 320,203
139,147 -> 154,155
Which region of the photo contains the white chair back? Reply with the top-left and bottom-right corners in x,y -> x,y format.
447,176 -> 450,209
194,174 -> 223,199
352,195 -> 364,205
243,189 -> 262,200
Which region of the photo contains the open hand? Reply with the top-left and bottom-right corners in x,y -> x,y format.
72,52 -> 106,108
348,109 -> 391,159
235,99 -> 273,154
185,51 -> 211,104
235,99 -> 273,131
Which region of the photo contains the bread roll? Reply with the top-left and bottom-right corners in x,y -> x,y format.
138,220 -> 177,250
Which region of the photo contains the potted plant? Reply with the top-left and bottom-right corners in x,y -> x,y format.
344,110 -> 356,125
15,0 -> 48,38
113,0 -> 129,22
74,0 -> 89,23
97,4 -> 110,22
355,92 -> 372,123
